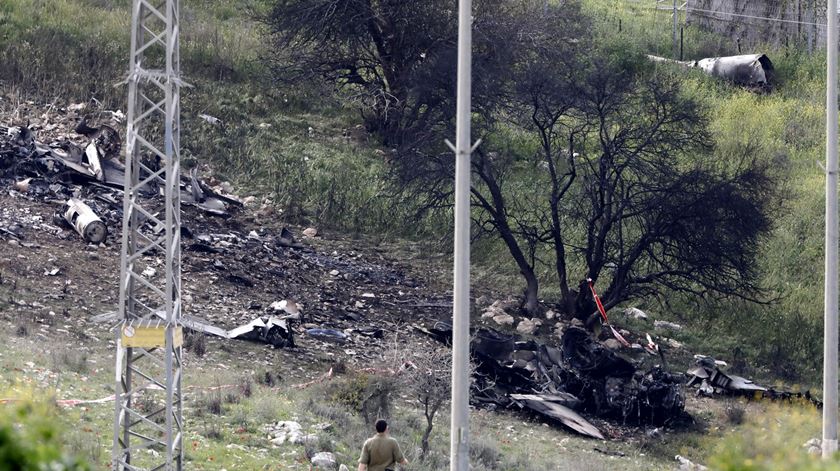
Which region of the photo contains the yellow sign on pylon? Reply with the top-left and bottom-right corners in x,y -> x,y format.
121,324 -> 183,349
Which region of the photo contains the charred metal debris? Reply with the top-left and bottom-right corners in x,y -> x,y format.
686,355 -> 822,407
3,113 -> 416,355
417,321 -> 686,439
1,119 -> 241,244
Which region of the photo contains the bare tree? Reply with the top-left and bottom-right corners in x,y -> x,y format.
472,47 -> 778,316
385,343 -> 452,460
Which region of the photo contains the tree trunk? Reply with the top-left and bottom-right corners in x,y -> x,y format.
420,420 -> 433,458
523,269 -> 540,315
474,153 -> 541,316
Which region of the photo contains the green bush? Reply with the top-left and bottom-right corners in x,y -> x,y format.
0,399 -> 91,470
707,404 -> 837,471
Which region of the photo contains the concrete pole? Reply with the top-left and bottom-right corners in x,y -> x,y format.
450,0 -> 472,469
673,0 -> 678,59
824,0 -> 839,459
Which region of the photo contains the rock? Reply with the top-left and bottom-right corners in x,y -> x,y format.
475,295 -> 491,308
570,318 -> 584,328
602,338 -> 622,350
664,338 -> 684,349
492,313 -> 515,326
329,269 -> 340,276
339,465 -> 350,471
552,322 -> 565,338
14,178 -> 31,193
654,320 -> 682,332
269,421 -> 307,445
804,438 -> 821,455
545,309 -> 556,320
311,451 -> 337,470
675,455 -> 708,471
516,318 -> 542,335
303,227 -> 318,238
623,307 -> 649,321
490,298 -> 518,312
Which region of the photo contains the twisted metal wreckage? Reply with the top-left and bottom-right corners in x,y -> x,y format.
1,122 -> 300,347
417,321 -> 685,439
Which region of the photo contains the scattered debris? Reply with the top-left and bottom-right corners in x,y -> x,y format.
685,355 -> 821,407
510,394 -> 604,439
198,113 -> 222,126
227,316 -> 295,348
419,321 -> 685,437
647,53 -> 774,88
306,328 -> 349,344
63,198 -> 107,244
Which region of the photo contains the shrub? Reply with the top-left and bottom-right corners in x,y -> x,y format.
0,398 -> 91,470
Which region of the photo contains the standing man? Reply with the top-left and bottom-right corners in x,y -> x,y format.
358,419 -> 409,471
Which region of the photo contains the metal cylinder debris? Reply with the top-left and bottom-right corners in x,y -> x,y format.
64,198 -> 107,243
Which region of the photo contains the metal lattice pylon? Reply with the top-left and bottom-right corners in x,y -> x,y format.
113,0 -> 183,469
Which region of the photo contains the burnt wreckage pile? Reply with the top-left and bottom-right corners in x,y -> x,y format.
2,117 -> 418,355
419,322 -> 685,438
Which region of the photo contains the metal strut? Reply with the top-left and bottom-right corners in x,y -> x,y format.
113,0 -> 183,469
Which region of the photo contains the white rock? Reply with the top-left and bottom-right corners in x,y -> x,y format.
311,451 -> 337,470
545,310 -> 556,320
804,438 -> 822,455
623,307 -> 649,321
654,320 -> 682,332
329,270 -> 340,276
492,313 -> 515,326
303,227 -> 318,238
675,455 -> 708,471
516,318 -> 542,335
248,230 -> 260,239
339,465 -> 350,471
664,338 -> 684,349
14,178 -> 31,193
142,267 -> 156,278
361,293 -> 376,298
